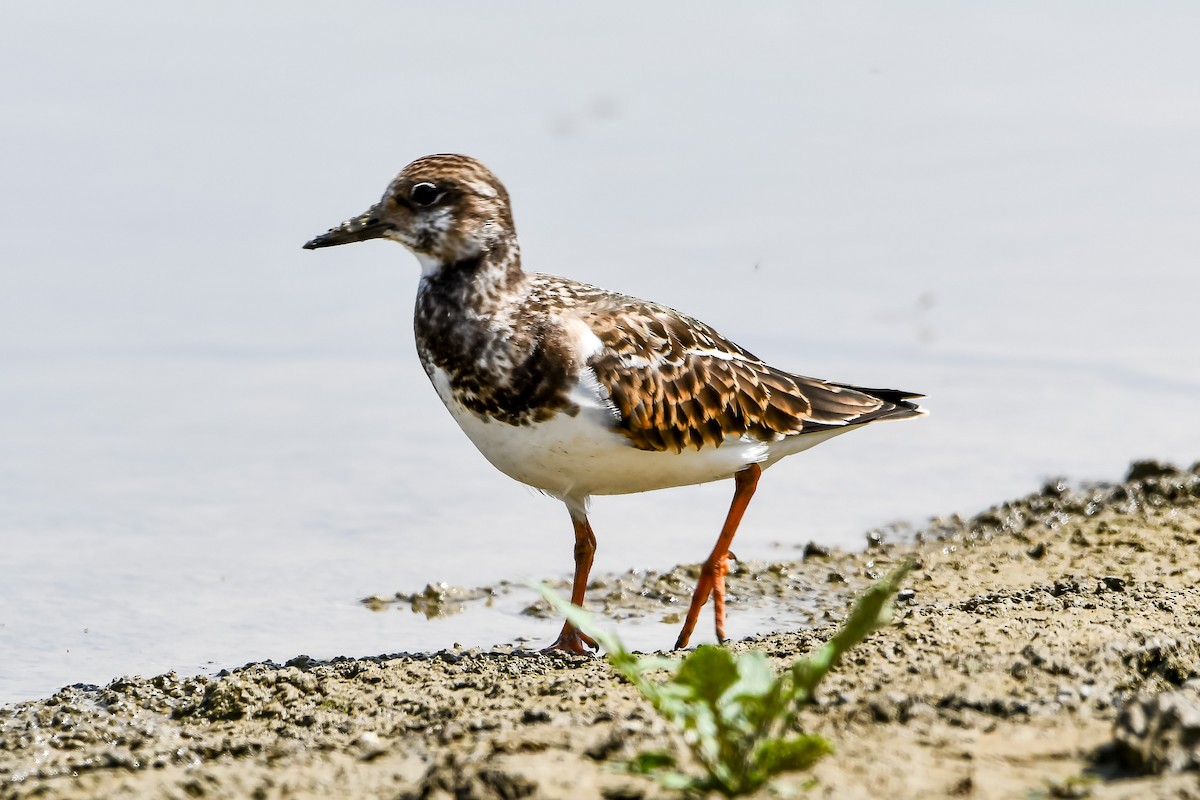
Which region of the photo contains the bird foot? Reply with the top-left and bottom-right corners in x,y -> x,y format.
542,625 -> 598,656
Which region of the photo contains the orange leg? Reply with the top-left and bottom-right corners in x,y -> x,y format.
543,508 -> 599,655
675,463 -> 761,649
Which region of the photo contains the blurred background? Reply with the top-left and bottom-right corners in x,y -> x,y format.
2,2 -> 1198,703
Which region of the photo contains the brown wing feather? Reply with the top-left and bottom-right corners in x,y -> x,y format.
580,299 -> 923,453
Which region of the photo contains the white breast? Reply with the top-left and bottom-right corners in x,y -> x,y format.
426,365 -> 780,503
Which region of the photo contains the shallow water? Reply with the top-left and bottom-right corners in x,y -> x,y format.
2,3 -> 1199,704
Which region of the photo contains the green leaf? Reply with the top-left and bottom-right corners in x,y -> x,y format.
791,560 -> 914,700
656,771 -> 702,791
825,562 -> 910,653
731,651 -> 775,697
675,645 -> 739,703
727,651 -> 779,709
789,659 -> 822,702
617,754 -> 700,794
755,735 -> 834,774
530,564 -> 915,798
704,652 -> 781,742
624,751 -> 677,774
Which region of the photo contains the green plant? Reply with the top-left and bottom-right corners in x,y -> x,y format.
538,560 -> 913,796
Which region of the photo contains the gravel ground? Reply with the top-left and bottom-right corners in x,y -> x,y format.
3,461 -> 1199,799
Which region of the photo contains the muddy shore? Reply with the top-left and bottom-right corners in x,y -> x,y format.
3,461 -> 1199,799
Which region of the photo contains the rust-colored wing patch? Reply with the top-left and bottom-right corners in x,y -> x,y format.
581,300 -> 921,453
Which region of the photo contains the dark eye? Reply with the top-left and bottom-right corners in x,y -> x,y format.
410,182 -> 444,207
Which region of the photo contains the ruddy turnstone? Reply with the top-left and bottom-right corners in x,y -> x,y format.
304,154 -> 925,654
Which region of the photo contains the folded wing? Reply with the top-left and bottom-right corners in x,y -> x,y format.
580,300 -> 923,453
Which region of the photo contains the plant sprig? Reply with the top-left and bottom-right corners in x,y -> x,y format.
538,560 -> 913,796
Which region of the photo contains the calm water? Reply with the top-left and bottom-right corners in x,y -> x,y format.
2,3 -> 1199,704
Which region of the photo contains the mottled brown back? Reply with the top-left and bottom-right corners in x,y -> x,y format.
575,292 -> 922,453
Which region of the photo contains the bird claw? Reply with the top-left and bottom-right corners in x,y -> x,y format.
542,625 -> 598,656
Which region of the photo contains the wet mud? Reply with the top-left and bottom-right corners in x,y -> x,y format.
3,461 -> 1199,799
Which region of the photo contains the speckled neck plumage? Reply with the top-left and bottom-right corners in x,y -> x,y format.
414,247 -> 582,428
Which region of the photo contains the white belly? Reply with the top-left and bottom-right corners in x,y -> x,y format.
426,366 -> 851,503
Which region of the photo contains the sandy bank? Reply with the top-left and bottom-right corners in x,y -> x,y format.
3,462 -> 1199,799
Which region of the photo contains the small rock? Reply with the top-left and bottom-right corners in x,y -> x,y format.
437,722 -> 465,744
1126,460 -> 1180,482
868,695 -> 900,723
352,732 -> 387,761
1113,688 -> 1200,774
867,691 -> 910,723
948,775 -> 973,796
802,541 -> 831,560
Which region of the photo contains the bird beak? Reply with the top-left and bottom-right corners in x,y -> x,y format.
303,205 -> 391,250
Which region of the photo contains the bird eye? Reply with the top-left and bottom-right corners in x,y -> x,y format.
410,182 -> 444,207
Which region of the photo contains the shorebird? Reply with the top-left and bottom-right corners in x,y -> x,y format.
304,154 -> 925,654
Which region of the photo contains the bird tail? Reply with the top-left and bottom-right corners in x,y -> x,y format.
834,384 -> 927,421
